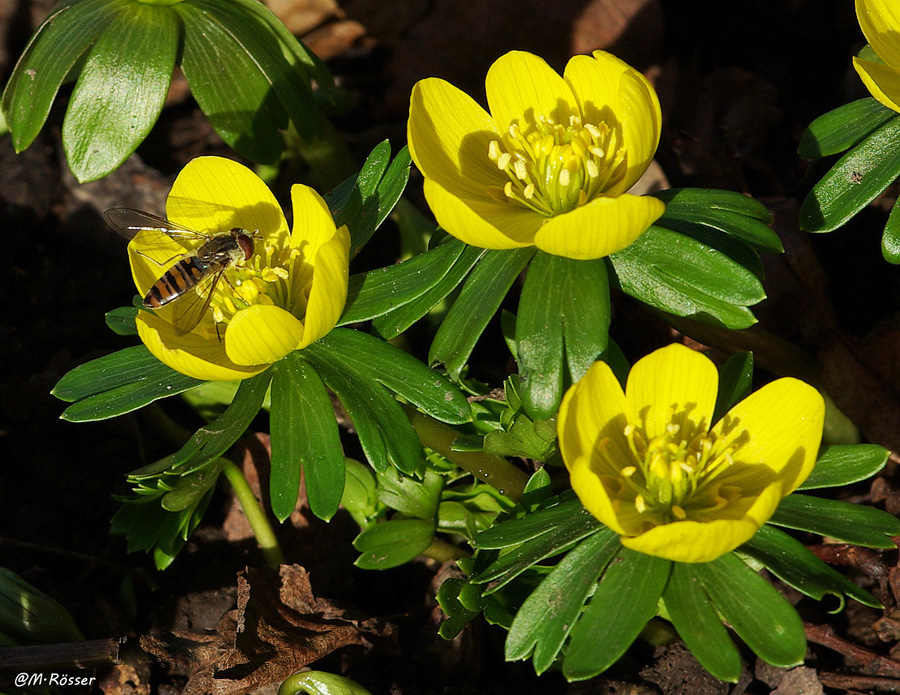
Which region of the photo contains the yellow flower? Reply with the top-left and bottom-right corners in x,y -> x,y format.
129,156 -> 350,381
407,50 -> 665,260
558,344 -> 825,563
854,0 -> 900,112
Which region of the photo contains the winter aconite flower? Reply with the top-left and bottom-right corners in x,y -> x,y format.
854,0 -> 900,112
407,50 -> 665,260
558,344 -> 825,563
129,156 -> 350,381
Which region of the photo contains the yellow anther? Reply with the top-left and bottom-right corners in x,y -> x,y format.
523,183 -> 536,199
635,495 -> 647,513
212,305 -> 225,322
497,152 -> 512,170
586,161 -> 599,178
513,159 -> 528,181
488,140 -> 502,161
273,267 -> 289,280
559,168 -> 571,187
671,505 -> 687,520
621,466 -> 637,478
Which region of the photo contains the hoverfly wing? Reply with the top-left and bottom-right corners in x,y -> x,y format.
170,265 -> 226,335
104,207 -> 209,243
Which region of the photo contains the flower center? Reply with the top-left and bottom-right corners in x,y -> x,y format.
618,413 -> 739,524
208,241 -> 299,329
486,114 -> 627,216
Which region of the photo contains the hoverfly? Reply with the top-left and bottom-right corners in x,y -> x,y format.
104,207 -> 257,336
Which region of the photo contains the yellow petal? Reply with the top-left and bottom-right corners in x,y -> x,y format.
853,57 -> 900,113
288,183 -> 344,294
622,509 -> 761,563
564,51 -> 662,194
625,344 -> 718,442
298,224 -> 350,349
166,156 -> 289,242
568,456 -> 628,535
532,193 -> 664,260
857,0 -> 900,66
558,359 -> 630,471
128,231 -> 187,297
136,311 -> 264,381
623,481 -> 783,562
422,178 -> 539,249
289,184 -> 338,256
485,51 -> 577,129
408,77 -> 503,200
225,304 -> 304,366
710,377 -> 824,494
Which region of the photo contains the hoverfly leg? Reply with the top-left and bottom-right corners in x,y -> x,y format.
132,247 -> 185,267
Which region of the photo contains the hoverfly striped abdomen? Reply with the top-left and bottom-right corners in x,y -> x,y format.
104,207 -> 259,336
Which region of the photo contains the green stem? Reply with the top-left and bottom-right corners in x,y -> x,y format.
222,460 -> 285,567
404,406 -> 528,502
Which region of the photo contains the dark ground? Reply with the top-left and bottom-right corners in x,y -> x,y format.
6,0 -> 900,693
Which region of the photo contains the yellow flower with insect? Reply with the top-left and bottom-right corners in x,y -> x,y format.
407,50 -> 665,260
854,0 -> 900,112
119,156 -> 350,381
558,344 -> 825,563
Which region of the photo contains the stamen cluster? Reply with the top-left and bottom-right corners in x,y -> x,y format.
210,242 -> 296,327
487,115 -> 627,216
617,411 -> 739,525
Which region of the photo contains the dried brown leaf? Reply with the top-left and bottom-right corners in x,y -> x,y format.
174,564 -> 386,695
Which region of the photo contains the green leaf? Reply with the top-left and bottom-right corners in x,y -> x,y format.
692,553 -> 806,668
353,518 -> 436,569
340,237 -> 466,324
561,258 -> 610,383
430,247 -> 535,378
882,194 -> 900,264
800,115 -> 900,233
769,494 -> 900,548
798,444 -> 889,491
515,252 -> 563,421
371,244 -> 486,340
376,468 -> 443,520
111,471 -> 217,570
652,188 -> 782,254
105,306 -> 138,335
505,528 -> 619,673
798,98 -> 896,159
2,0 -> 118,153
516,253 -> 609,420
340,458 -> 380,528
176,1 -> 285,164
161,460 -> 227,512
170,371 -> 271,474
62,2 -> 178,181
226,0 -> 333,93
0,568 -> 84,645
190,0 -> 322,141
741,524 -> 880,608
316,328 -> 471,424
474,497 -> 585,549
53,346 -> 204,421
663,562 -> 742,682
269,353 -> 345,521
563,548 -> 671,681
303,341 -> 422,475
713,352 -> 753,423
329,142 -> 411,257
472,512 -> 603,594
608,226 -> 762,329
436,577 -> 482,639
